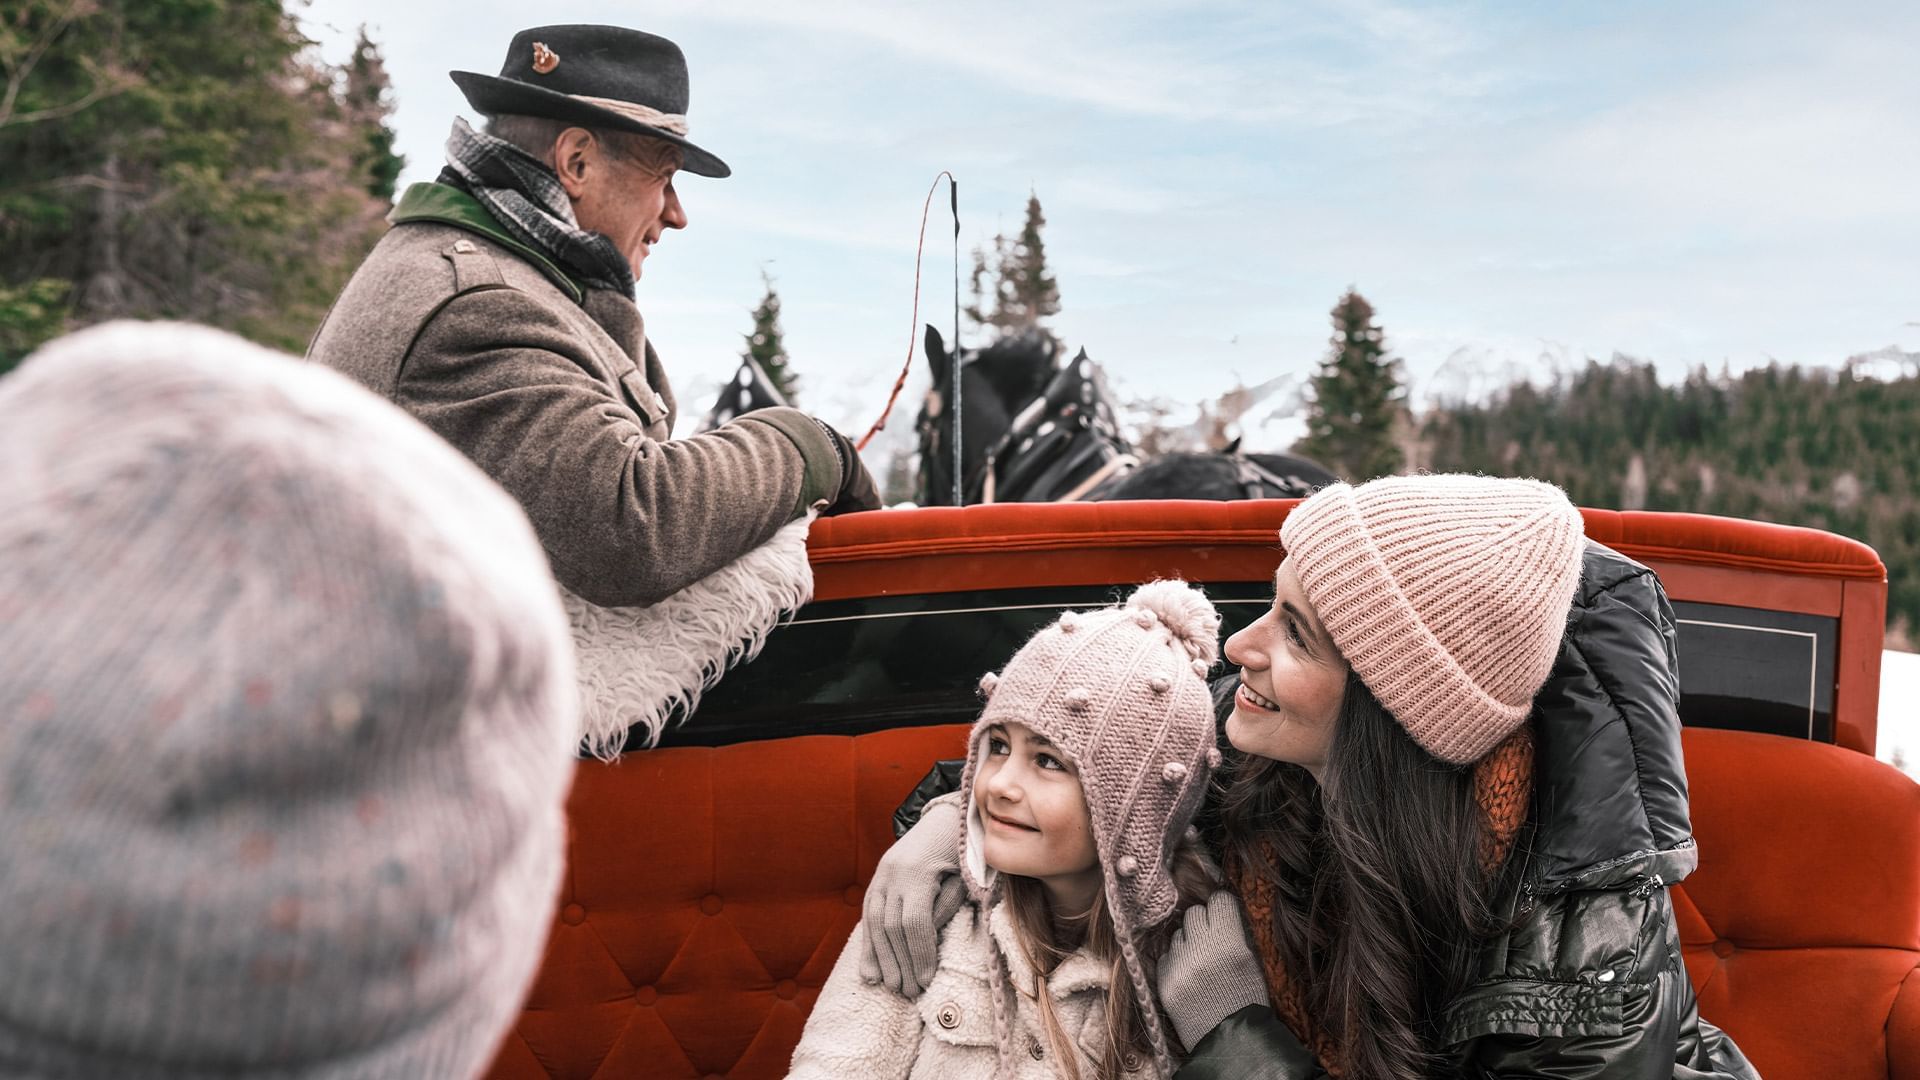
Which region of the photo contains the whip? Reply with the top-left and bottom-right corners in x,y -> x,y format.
855,172 -> 962,505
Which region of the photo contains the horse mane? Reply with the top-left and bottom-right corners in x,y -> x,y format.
967,332 -> 1055,411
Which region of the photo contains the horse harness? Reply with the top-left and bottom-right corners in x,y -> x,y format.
1228,453 -> 1321,500
973,350 -> 1136,504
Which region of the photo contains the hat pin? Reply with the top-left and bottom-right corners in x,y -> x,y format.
531,42 -> 559,75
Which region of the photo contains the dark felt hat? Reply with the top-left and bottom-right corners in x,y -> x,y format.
451,24 -> 730,178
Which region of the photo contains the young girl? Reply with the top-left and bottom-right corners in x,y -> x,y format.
867,475 -> 1758,1080
787,581 -> 1260,1080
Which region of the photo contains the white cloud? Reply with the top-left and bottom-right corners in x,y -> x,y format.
297,0 -> 1920,421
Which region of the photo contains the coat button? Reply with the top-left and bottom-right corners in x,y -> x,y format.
935,1003 -> 961,1029
1028,1039 -> 1044,1060
1123,1051 -> 1143,1071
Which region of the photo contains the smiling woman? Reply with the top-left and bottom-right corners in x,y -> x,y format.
1220,560 -> 1351,778
1170,473 -> 1760,1080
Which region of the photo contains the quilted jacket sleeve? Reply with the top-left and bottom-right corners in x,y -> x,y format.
1173,1005 -> 1328,1080
786,919 -> 923,1080
1453,946 -> 1698,1080
1528,547 -> 1692,889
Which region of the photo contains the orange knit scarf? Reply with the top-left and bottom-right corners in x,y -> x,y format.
1226,729 -> 1535,1076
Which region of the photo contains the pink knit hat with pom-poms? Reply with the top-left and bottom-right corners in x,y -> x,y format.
958,579 -> 1224,1080
1280,473 -> 1585,765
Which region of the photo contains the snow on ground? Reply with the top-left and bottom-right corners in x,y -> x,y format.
1879,649 -> 1919,780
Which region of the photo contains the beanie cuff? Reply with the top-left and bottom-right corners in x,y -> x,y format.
1281,487 -> 1532,764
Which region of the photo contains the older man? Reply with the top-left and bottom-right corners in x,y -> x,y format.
309,24 -> 877,614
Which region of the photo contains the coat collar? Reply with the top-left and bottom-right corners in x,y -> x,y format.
388,182 -> 586,304
1524,540 -> 1700,895
985,901 -> 1112,1000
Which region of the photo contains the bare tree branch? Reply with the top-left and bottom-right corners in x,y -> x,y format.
0,0 -> 129,131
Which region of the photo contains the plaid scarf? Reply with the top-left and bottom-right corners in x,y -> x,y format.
440,118 -> 635,296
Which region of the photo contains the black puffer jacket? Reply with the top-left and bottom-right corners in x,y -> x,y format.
1175,541 -> 1760,1080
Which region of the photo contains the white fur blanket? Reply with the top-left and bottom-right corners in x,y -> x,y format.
564,515 -> 815,760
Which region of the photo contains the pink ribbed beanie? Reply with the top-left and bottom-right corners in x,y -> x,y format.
959,580 -> 1223,1080
1279,474 -> 1585,765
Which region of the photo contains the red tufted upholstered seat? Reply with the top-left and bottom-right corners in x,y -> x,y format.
1675,728 -> 1920,1080
480,501 -> 1905,1079
484,725 -> 971,1079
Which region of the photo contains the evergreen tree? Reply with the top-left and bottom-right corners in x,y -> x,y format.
882,448 -> 917,506
962,191 -> 1062,347
1421,353 -> 1920,645
342,28 -> 405,201
1003,191 -> 1060,336
742,269 -> 798,403
1295,289 -> 1406,481
963,239 -> 999,333
0,0 -> 398,371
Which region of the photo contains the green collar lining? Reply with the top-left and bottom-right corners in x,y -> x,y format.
388,182 -> 586,304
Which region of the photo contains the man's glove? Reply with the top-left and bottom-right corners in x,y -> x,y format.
1158,888 -> 1271,1050
858,791 -> 966,996
814,419 -> 882,515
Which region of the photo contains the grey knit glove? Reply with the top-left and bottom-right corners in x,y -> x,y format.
812,417 -> 882,516
859,791 -> 966,997
1158,888 -> 1271,1050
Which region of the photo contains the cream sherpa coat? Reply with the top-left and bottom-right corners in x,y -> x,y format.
787,900 -> 1155,1080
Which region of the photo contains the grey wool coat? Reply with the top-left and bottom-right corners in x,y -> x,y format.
307,182 -> 842,608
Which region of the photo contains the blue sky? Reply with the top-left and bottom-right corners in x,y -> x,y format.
301,1 -> 1920,448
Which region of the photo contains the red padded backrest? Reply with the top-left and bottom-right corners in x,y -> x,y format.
485,725 -> 970,1080
480,505 -> 1897,1079
807,501 -> 1889,753
1676,727 -> 1920,1080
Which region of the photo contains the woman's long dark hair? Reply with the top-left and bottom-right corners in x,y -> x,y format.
1214,671 -> 1516,1080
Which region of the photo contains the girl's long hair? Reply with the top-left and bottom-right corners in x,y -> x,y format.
1215,671 -> 1517,1080
1001,835 -> 1215,1080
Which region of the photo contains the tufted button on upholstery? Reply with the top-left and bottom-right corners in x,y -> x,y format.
1712,938 -> 1736,958
476,723 -> 989,1080
560,903 -> 585,926
700,894 -> 724,916
776,979 -> 797,1000
935,1002 -> 961,1029
1029,1038 -> 1045,1060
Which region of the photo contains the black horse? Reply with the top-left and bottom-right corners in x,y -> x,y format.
697,355 -> 790,434
916,326 -> 1337,505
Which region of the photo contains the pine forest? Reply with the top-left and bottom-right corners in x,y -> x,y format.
3,1 -> 1913,642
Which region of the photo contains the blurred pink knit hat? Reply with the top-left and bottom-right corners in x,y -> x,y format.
1279,474 -> 1585,764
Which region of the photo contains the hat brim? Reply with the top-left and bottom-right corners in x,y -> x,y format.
450,71 -> 731,178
